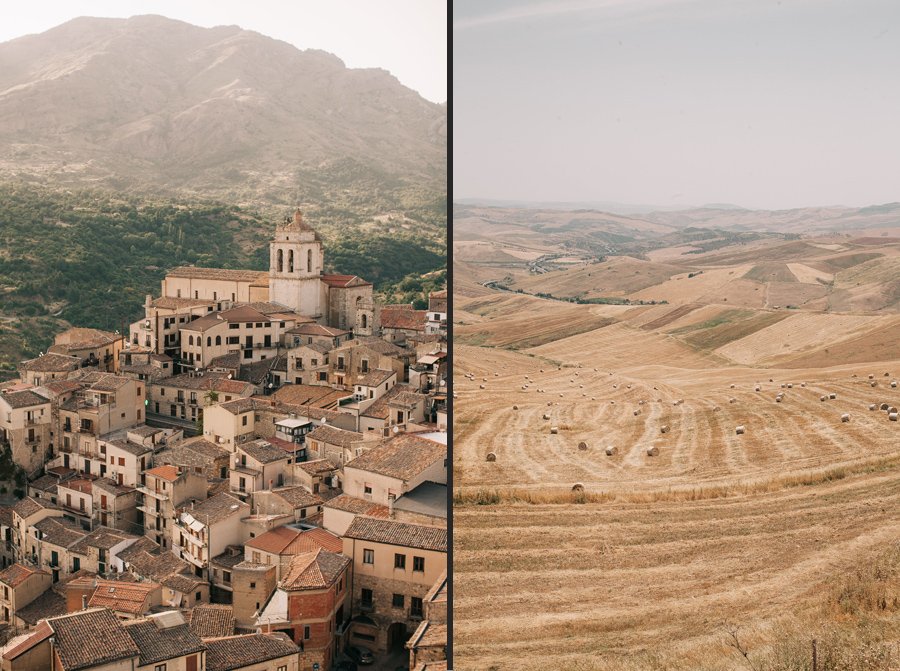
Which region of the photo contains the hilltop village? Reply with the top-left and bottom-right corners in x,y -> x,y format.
0,210 -> 448,671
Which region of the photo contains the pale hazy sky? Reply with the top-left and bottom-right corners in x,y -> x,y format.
454,0 -> 900,210
1,1 -> 446,103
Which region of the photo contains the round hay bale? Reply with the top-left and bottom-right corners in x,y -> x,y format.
880,403 -> 889,411
776,396 -> 783,403
482,377 -> 487,382
633,409 -> 642,416
801,383 -> 806,387
829,393 -> 837,400
559,394 -> 564,398
605,446 -> 617,456
660,425 -> 670,434
889,406 -> 899,414
869,404 -> 877,411
871,381 -> 878,387
613,384 -> 618,389
713,406 -> 721,412
735,425 -> 745,435
485,452 -> 497,462
571,483 -> 585,493
627,384 -> 632,389
820,395 -> 827,402
610,400 -> 615,405
513,405 -> 518,410
885,372 -> 891,377
647,446 -> 660,457
780,383 -> 786,389
729,398 -> 737,404
480,384 -> 485,389
769,378 -> 774,382
550,426 -> 559,434
787,383 -> 793,389
542,413 -> 551,420
869,374 -> 875,380
494,372 -> 499,376
889,412 -> 898,422
892,381 -> 898,388
730,384 -> 736,389
577,441 -> 588,451
755,385 -> 761,392
841,413 -> 850,423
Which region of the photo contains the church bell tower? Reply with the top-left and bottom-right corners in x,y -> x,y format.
269,209 -> 325,318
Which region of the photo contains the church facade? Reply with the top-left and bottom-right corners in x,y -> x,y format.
132,210 -> 377,354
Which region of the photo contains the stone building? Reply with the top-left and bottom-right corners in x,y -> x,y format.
0,389 -> 52,476
342,517 -> 447,654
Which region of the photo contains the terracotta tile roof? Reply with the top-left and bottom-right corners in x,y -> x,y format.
344,517 -> 447,552
0,389 -> 50,409
217,397 -> 255,415
69,526 -> 139,554
2,620 -> 53,660
355,336 -> 407,356
361,383 -> 418,420
244,526 -> 302,554
19,353 -> 81,372
15,588 -> 67,625
280,549 -> 349,590
123,615 -> 206,666
167,267 -> 268,283
307,424 -> 364,448
48,608 -> 140,670
408,620 -> 447,650
13,495 -> 60,519
270,384 -> 347,408
381,308 -> 427,332
51,327 -> 122,351
181,492 -> 248,526
297,459 -> 338,476
323,494 -> 390,518
205,633 -> 299,671
344,433 -> 446,482
355,369 -> 396,387
161,573 -> 205,593
146,464 -> 182,482
287,528 -> 342,554
120,540 -> 192,583
186,604 -> 236,639
208,351 -> 241,370
219,305 -> 271,324
40,379 -> 83,395
34,517 -> 85,548
0,563 -> 48,588
287,323 -> 349,337
239,439 -> 289,464
150,296 -> 216,309
321,273 -> 371,288
88,580 -> 159,615
155,371 -> 254,394
270,486 -> 323,509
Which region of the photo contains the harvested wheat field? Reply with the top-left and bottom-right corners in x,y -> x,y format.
453,210 -> 900,670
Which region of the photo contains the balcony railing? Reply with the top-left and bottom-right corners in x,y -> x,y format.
136,485 -> 169,501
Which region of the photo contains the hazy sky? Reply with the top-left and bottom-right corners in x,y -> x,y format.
1,1 -> 446,103
454,0 -> 900,210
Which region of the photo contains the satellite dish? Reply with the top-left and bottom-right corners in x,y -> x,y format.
227,374 -> 232,379
392,426 -> 399,434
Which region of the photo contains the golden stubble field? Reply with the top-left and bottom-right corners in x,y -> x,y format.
453,237 -> 900,670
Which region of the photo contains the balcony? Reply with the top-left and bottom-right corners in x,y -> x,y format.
136,504 -> 162,516
136,485 -> 169,501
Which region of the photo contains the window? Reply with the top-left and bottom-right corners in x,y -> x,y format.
250,582 -> 256,589
223,571 -> 231,584
394,553 -> 406,569
411,596 -> 424,618
278,667 -> 287,671
361,588 -> 373,607
413,556 -> 425,572
362,549 -> 374,564
277,249 -> 283,272
364,484 -> 372,495
303,625 -> 310,640
288,250 -> 294,272
242,415 -> 248,426
392,593 -> 404,608
154,665 -> 167,671
307,248 -> 312,272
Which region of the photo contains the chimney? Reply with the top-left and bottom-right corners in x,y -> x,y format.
81,595 -> 88,610
388,493 -> 396,518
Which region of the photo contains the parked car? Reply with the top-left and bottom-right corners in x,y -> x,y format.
345,646 -> 374,665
